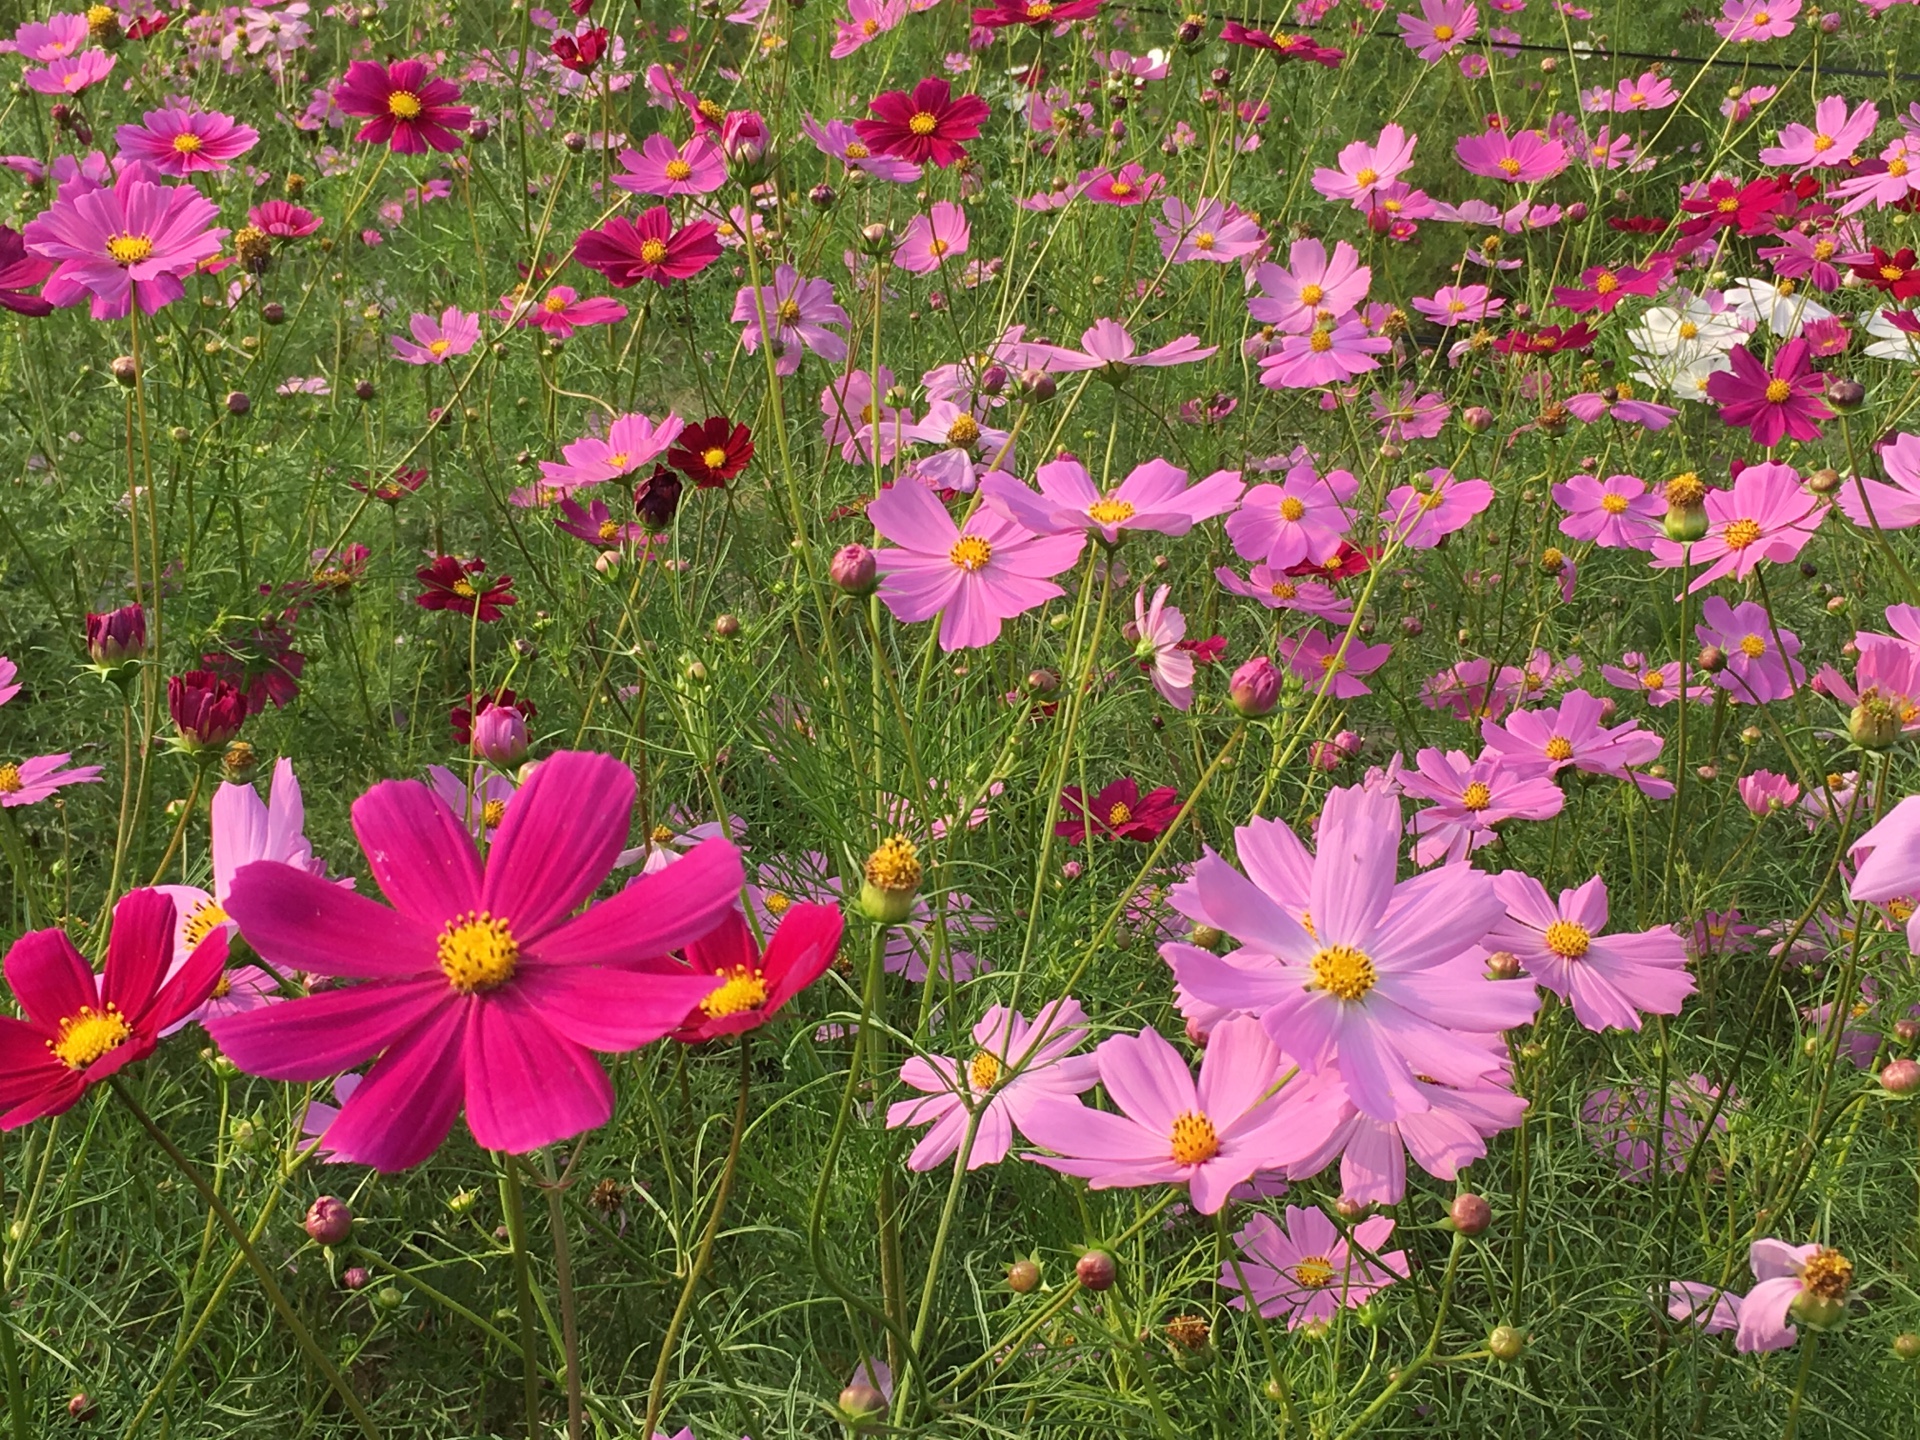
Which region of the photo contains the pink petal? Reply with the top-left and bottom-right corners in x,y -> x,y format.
350,777 -> 483,922
226,861 -> 438,979
461,990 -> 614,1153
482,751 -> 635,939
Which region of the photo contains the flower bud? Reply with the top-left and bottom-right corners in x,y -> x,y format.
1335,1196 -> 1369,1221
1225,655 -> 1282,717
342,1265 -> 371,1290
1076,1249 -> 1116,1291
1461,405 -> 1494,432
1017,367 -> 1057,403
354,378 -> 376,402
859,833 -> 922,924
1695,645 -> 1726,674
1007,1258 -> 1040,1293
830,543 -> 878,596
979,363 -> 1009,395
712,613 -> 740,638
226,389 -> 251,416
1565,201 -> 1588,222
304,1195 -> 353,1247
1880,1057 -> 1920,1095
807,182 -> 835,210
562,130 -> 587,153
1485,950 -> 1521,980
720,109 -> 772,181
469,117 -> 491,143
68,1393 -> 97,1421
1894,1332 -> 1920,1361
168,670 -> 246,753
110,354 -> 138,387
221,740 -> 258,785
1026,667 -> 1059,695
633,464 -> 684,531
374,1285 -> 403,1311
262,301 -> 286,325
86,604 -> 147,666
1825,377 -> 1865,410
1488,1325 -> 1526,1361
1894,1017 -> 1919,1045
837,1383 -> 887,1428
1189,924 -> 1225,952
1449,1193 -> 1493,1236
1849,695 -> 1900,750
472,704 -> 531,767
858,222 -> 892,255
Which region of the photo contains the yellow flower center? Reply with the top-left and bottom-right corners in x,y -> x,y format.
1891,157 -> 1911,178
640,238 -> 669,264
1739,634 -> 1767,658
1812,133 -> 1835,152
664,159 -> 693,181
482,799 -> 507,828
1279,496 -> 1307,521
598,519 -> 620,540
1801,1248 -> 1852,1301
702,446 -> 729,469
1497,156 -> 1523,177
862,15 -> 881,31
428,338 -> 452,356
777,298 -> 802,324
949,536 -> 992,571
107,234 -> 155,265
1544,736 -> 1575,761
1309,327 -> 1334,353
908,112 -> 939,136
437,911 -> 520,994
765,891 -> 792,916
1310,944 -> 1377,1001
1642,671 -> 1665,690
1169,1110 -> 1220,1165
1299,283 -> 1326,306
388,90 -> 423,119
1109,180 -> 1133,196
1543,919 -> 1591,958
845,141 -> 871,159
1600,492 -> 1629,514
700,965 -> 768,1018
0,764 -> 21,794
1352,167 -> 1378,188
172,132 -> 204,154
1319,654 -> 1348,674
1763,379 -> 1792,404
1432,22 -> 1454,38
1420,489 -> 1447,511
50,1005 -> 130,1071
1269,581 -> 1296,599
451,577 -> 477,598
698,98 -> 726,122
606,453 -> 630,471
543,293 -> 569,312
1665,472 -> 1705,507
864,833 -> 922,892
1291,1256 -> 1334,1288
1812,238 -> 1835,260
1722,517 -> 1763,550
947,414 -> 981,447
1461,781 -> 1493,811
1088,498 -> 1135,524
1594,271 -> 1619,294
1107,801 -> 1133,826
1751,9 -> 1770,22
1677,319 -> 1700,339
968,1049 -> 1002,1090
928,238 -> 950,257
1193,231 -> 1216,251
183,899 -> 229,949
211,974 -> 232,999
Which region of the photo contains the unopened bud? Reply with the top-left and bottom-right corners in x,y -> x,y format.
1017,368 -> 1057,403
830,543 -> 878,596
1007,1258 -> 1040,1292
110,354 -> 138,387
1461,405 -> 1494,433
712,613 -> 740,638
1695,645 -> 1727,674
1849,696 -> 1900,749
1485,950 -> 1521,980
226,390 -> 251,416
1449,1193 -> 1493,1236
1190,924 -> 1226,952
858,222 -> 892,255
1488,1325 -> 1526,1361
1076,1249 -> 1116,1291
1026,667 -> 1059,695
1825,377 -> 1865,410
1880,1057 -> 1920,1095
1229,656 -> 1281,717
304,1195 -> 353,1246
1895,1332 -> 1920,1361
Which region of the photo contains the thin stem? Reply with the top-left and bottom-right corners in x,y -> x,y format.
1778,1332 -> 1818,1440
500,1155 -> 543,1440
542,1172 -> 585,1440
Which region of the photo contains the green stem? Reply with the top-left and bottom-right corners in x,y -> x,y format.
542,1175 -> 585,1440
1779,1332 -> 1818,1440
500,1155 -> 542,1440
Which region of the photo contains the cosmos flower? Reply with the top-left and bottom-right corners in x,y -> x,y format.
390,306 -> 480,366
114,107 -> 260,177
1259,318 -> 1392,388
1381,469 -> 1494,549
893,202 -> 969,275
1133,585 -> 1195,710
981,455 -> 1242,546
536,412 -> 685,495
503,285 -> 628,338
1154,198 -> 1266,263
332,58 -> 472,153
1489,874 -> 1694,1031
1695,597 -> 1806,704
1398,749 -> 1565,866
1551,473 -> 1662,550
800,115 -> 922,183
670,902 -> 842,1043
855,78 -> 989,168
731,265 -> 849,375
1310,125 -> 1417,207
1248,238 -> 1371,333
23,168 -> 226,320
1396,0 -> 1477,60
1056,778 -> 1181,843
1276,629 -> 1392,698
1714,0 -> 1801,42
0,752 -> 103,808
613,133 -> 727,197
667,416 -> 754,488
414,556 -> 517,621
575,209 -> 722,287
23,52 -> 114,96
1733,1239 -> 1853,1353
1220,1206 -> 1408,1326
1014,318 -> 1217,377
1455,126 -> 1568,183
1758,96 -> 1879,169
1651,463 -> 1822,591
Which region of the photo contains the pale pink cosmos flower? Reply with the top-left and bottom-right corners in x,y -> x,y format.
1733,1238 -> 1849,1353
0,752 -> 101,807
1221,1206 -> 1408,1327
1651,463 -> 1822,591
1599,657 -> 1710,708
1381,469 -> 1494,548
1813,633 -> 1920,737
1399,749 -> 1565,866
1259,317 -> 1391,389
1668,1283 -> 1742,1335
1835,431 -> 1920,530
1481,689 -> 1669,796
115,108 -> 261,177
1396,0 -> 1477,60
894,201 -> 969,274
613,133 -> 727,197
390,306 -> 480,366
1019,1018 -> 1348,1214
885,999 -> 1098,1170
1832,135 -> 1920,215
1739,769 -> 1801,816
1696,597 -> 1807,704
1714,0 -> 1800,41
1488,874 -> 1694,1031
800,115 -> 923,183
901,400 -> 1011,492
1369,385 -> 1449,442
1411,283 -> 1502,327
1594,72 -> 1679,111
1552,473 -> 1662,550
821,367 -> 910,464
1276,629 -> 1392,698
534,412 -> 685,496
1248,238 -> 1370,334
23,51 -> 113,96
1455,126 -> 1568,183
1133,585 -> 1194,710
11,13 -> 88,61
1160,784 -> 1539,1121
981,455 -> 1242,546
869,480 -> 1084,650
1758,96 -> 1879,169
1309,124 -> 1417,206
1214,567 -> 1354,623
1153,197 -> 1266,263
1014,317 -> 1216,376
0,657 -> 18,708
1227,461 -> 1358,568
732,266 -> 849,375
427,764 -> 518,840
832,0 -> 906,57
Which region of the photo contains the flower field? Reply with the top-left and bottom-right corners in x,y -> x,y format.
1,0 -> 1919,1435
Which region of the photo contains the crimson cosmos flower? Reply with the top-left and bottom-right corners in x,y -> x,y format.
1853,247 -> 1920,299
0,890 -> 226,1128
1677,175 -> 1792,238
349,465 -> 428,505
855,78 -> 990,169
1705,339 -> 1833,447
575,208 -> 720,287
551,26 -> 609,74
168,670 -> 246,751
1055,778 -> 1181,843
972,0 -> 1102,28
667,416 -> 754,488
415,556 -> 517,621
670,903 -> 843,1042
332,59 -> 471,154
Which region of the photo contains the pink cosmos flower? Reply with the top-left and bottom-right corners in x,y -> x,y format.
981,455 -> 1242,546
23,168 -> 226,320
1739,769 -> 1801,816
1381,469 -> 1494,548
209,752 -> 742,1171
1411,283 -> 1502,326
0,752 -> 101,808
0,657 -> 17,707
11,13 -> 88,61
1733,1239 -> 1849,1353
534,412 -> 685,497
1221,1206 -> 1408,1327
1399,749 -> 1564,866
1651,463 -> 1821,591
1259,318 -> 1391,389
1015,318 -> 1217,375
1552,256 -> 1672,314
1714,0 -> 1800,41
1154,197 -> 1265,263
1704,339 -> 1831,445
894,201 -> 969,274
1696,597 -> 1806,704
1565,389 -> 1678,430
1277,629 -> 1391,698
1019,1018 -> 1346,1214
115,108 -> 260,177
1595,72 -> 1678,110
1397,0 -> 1476,60
1227,461 -> 1359,574
821,367 -> 909,464
614,133 -> 726,197
426,765 -> 518,841
1759,96 -> 1878,169
575,209 -> 722,287
1834,431 -> 1920,530
1488,874 -> 1693,1032
1832,136 -> 1920,215
1214,567 -> 1353,622
249,200 -> 323,239
800,116 -> 922,183
554,496 -> 646,549
886,999 -> 1099,1170
23,52 -> 113,96
869,480 -> 1084,651
1587,1075 -> 1727,1181
1455,126 -> 1568,183
1369,385 -> 1450,442
1600,657 -> 1709,707
1668,1283 -> 1742,1334
731,265 -> 848,375
833,0 -> 906,56
1248,238 -> 1370,333
1161,784 -> 1540,1121
390,306 -> 480,366
1080,163 -> 1159,205
1133,585 -> 1194,710
1552,472 -> 1662,550
503,285 -> 627,338
901,401 -> 1011,493
1480,689 -> 1668,795
332,59 -> 471,153
1309,124 -> 1417,206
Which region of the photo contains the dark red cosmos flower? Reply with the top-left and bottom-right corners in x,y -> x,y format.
350,465 -> 428,505
575,209 -> 720,287
168,670 -> 247,750
332,59 -> 472,155
1218,20 -> 1344,66
128,11 -> 175,39
1055,778 -> 1181,844
1178,635 -> 1228,665
0,890 -> 226,1128
633,465 -> 685,530
1492,323 -> 1598,355
668,416 -> 754,488
1607,215 -> 1666,233
202,617 -> 306,714
855,78 -> 990,169
670,903 -> 843,1042
1852,247 -> 1920,299
1286,541 -> 1374,581
972,0 -> 1102,28
452,689 -> 537,747
415,555 -> 516,621
0,224 -> 53,317
550,26 -> 609,74
568,0 -> 593,13
1678,176 -> 1792,238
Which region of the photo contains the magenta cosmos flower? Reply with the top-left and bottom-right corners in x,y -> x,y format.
1221,1207 -> 1408,1327
1019,1018 -> 1346,1214
855,78 -> 989,169
1276,629 -> 1392,698
503,285 -> 627,338
1400,749 -> 1565,866
0,890 -> 225,1128
115,107 -> 260,177
614,133 -> 726,197
1696,597 -> 1806,704
333,59 -> 472,154
1488,874 -> 1694,1032
731,265 -> 848,376
1154,198 -> 1266,263
209,752 -> 742,1170
671,902 -> 842,1043
1552,472 -> 1662,551
980,455 -> 1242,546
1455,126 -> 1568,183
575,209 -> 721,287
1161,785 -> 1539,1121
23,169 -> 225,320
1249,238 -> 1371,333
1704,339 -> 1831,445
1397,0 -> 1476,60
1227,461 -> 1359,569
869,481 -> 1084,651
1650,462 -> 1821,591
391,306 -> 481,365
886,999 -> 1098,1171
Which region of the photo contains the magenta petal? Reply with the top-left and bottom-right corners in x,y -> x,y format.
321,1002 -> 471,1171
350,776 -> 484,923
535,837 -> 743,967
101,888 -> 177,1020
512,963 -> 721,1050
148,929 -> 229,1033
208,980 -> 450,1081
2,927 -> 98,1034
482,751 -> 636,938
226,861 -> 438,978
461,990 -> 613,1153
